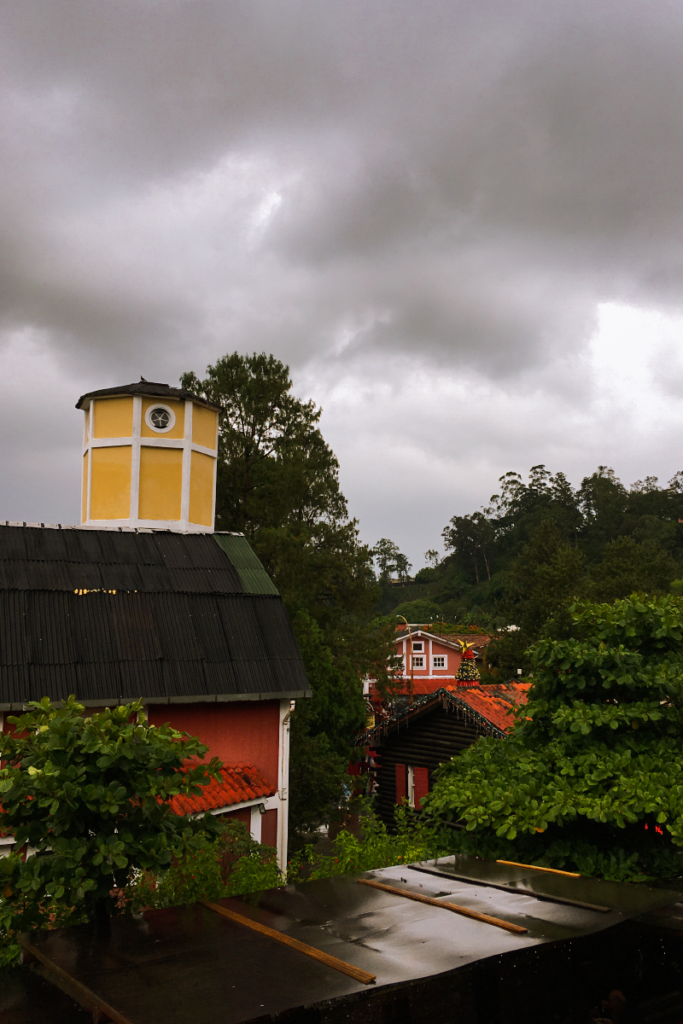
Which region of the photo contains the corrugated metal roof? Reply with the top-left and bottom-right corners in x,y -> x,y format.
168,764 -> 276,815
0,525 -> 309,706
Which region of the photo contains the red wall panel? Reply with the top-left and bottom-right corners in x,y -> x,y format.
413,766 -> 429,808
224,807 -> 251,827
260,808 -> 277,850
148,702 -> 281,788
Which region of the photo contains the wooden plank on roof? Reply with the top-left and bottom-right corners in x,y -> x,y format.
356,878 -> 528,934
201,899 -> 376,984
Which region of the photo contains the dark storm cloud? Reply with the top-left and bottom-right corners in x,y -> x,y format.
2,0 -> 683,552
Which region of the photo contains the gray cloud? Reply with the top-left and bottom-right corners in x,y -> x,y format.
2,0 -> 683,562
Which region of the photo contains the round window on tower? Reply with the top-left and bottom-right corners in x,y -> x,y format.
145,404 -> 176,433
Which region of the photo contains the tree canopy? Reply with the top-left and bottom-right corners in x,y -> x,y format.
380,464 -> 683,675
181,352 -> 346,535
0,698 -> 222,934
427,594 -> 683,880
181,353 -> 390,836
372,538 -> 412,582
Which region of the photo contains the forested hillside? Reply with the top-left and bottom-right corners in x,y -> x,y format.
377,465 -> 683,676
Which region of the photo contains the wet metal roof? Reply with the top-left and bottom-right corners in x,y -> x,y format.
12,856 -> 683,1024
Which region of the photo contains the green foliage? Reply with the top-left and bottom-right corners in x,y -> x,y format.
181,352 -> 346,534
413,566 -> 439,584
288,801 -> 451,880
130,820 -> 282,909
591,535 -> 678,603
0,697 -> 223,939
289,727 -> 351,838
490,519 -> 586,675
182,353 -> 394,843
393,598 -> 443,622
287,609 -> 366,838
427,594 -> 683,880
289,610 -> 366,752
372,538 -> 412,582
380,464 -> 683,671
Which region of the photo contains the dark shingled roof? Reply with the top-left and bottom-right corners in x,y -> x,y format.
0,525 -> 309,710
75,381 -> 220,411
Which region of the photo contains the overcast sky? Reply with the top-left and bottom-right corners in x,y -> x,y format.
3,0 -> 683,568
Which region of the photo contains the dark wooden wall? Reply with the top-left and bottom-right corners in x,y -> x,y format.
372,702 -> 490,828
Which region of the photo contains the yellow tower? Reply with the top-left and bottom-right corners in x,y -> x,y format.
77,381 -> 220,532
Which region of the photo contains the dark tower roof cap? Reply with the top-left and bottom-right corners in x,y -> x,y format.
76,381 -> 221,411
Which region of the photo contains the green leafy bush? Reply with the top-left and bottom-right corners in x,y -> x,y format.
427,594 -> 683,880
130,820 -> 282,909
0,696 -> 226,964
288,801 -> 451,881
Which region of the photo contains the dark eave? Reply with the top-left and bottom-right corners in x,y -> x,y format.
76,381 -> 221,411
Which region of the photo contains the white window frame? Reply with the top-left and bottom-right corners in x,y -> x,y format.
411,655 -> 425,669
432,654 -> 448,670
407,766 -> 415,808
412,641 -> 424,652
144,403 -> 176,433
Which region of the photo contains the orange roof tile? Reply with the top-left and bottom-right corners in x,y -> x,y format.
445,683 -> 529,734
169,764 -> 276,816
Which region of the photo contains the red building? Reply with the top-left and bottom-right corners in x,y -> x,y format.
361,682 -> 529,828
0,381 -> 310,868
366,625 -> 494,707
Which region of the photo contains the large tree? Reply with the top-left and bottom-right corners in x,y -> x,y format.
182,353 -> 390,836
181,353 -> 346,535
427,594 -> 683,880
0,698 -> 222,936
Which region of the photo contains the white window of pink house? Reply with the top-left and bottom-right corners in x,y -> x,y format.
432,654 -> 448,670
411,655 -> 425,669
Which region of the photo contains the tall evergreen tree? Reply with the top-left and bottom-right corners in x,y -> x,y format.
182,354 -> 391,837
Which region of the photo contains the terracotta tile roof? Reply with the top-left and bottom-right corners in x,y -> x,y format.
360,683 -> 530,746
169,764 -> 276,816
445,683 -> 529,734
406,679 -> 456,695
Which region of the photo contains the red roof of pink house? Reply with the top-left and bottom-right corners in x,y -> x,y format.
169,764 -> 276,816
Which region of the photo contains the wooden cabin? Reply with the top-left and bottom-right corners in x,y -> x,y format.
360,683 -> 528,828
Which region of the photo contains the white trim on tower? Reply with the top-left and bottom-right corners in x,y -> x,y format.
180,400 -> 193,524
130,396 -> 142,521
86,405 -> 94,524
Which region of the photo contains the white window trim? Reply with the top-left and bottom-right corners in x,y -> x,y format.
144,403 -> 176,433
411,655 -> 425,669
432,654 -> 448,670
412,641 -> 424,653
